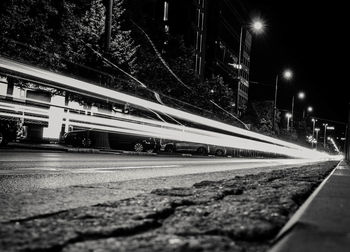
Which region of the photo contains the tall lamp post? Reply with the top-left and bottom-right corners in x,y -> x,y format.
303,106 -> 313,118
315,128 -> 320,149
311,118 -> 317,148
272,69 -> 293,131
323,123 -> 328,149
236,19 -> 264,115
291,91 -> 305,129
286,113 -> 292,131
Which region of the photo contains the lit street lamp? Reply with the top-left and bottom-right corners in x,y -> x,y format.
236,18 -> 265,114
291,91 -> 305,129
311,118 -> 317,148
272,69 -> 293,131
286,113 -> 292,131
315,127 -> 320,149
323,124 -> 335,149
323,123 -> 328,149
303,105 -> 314,118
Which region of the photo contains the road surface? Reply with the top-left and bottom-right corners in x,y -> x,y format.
0,149 -> 324,222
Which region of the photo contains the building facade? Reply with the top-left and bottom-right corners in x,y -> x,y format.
127,0 -> 252,116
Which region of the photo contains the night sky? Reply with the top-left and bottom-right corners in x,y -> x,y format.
245,1 -> 348,128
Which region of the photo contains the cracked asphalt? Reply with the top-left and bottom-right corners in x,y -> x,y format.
0,161 -> 337,252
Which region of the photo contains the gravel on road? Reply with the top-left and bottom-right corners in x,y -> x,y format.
0,161 -> 338,252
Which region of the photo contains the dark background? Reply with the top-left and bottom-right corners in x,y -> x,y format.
245,1 -> 348,126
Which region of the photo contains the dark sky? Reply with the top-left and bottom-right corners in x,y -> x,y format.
245,1 -> 348,128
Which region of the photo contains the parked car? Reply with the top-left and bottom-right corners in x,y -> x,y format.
159,139 -> 209,155
209,145 -> 227,156
61,129 -> 157,152
0,120 -> 20,147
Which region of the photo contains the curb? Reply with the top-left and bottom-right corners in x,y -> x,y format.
8,143 -> 157,156
117,150 -> 157,156
8,142 -> 67,152
66,148 -> 101,153
269,160 -> 344,252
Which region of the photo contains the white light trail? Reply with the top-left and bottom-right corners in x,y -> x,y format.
0,57 -> 334,160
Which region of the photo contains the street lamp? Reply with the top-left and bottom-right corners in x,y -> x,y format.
303,106 -> 313,118
315,127 -> 320,149
291,91 -> 305,129
286,113 -> 292,131
250,19 -> 265,34
236,18 -> 265,115
311,118 -> 317,148
323,123 -> 328,149
298,92 -> 305,99
272,69 -> 293,131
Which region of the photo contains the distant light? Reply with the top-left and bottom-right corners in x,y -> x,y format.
283,69 -> 293,80
298,92 -> 305,99
311,118 -> 317,122
228,63 -> 242,69
327,126 -> 335,130
251,20 -> 264,33
315,128 -> 320,132
307,106 -> 313,112
285,113 -> 292,118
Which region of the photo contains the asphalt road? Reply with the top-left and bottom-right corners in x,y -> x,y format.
0,150 -> 322,193
0,150 -> 325,222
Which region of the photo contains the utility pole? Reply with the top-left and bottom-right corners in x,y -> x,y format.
104,0 -> 113,53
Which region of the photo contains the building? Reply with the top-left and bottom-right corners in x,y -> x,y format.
127,0 -> 252,116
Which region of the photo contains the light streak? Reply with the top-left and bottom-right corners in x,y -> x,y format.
0,57 -> 335,160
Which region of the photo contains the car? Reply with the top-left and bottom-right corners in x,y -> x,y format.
61,129 -> 157,152
159,139 -> 209,155
209,145 -> 227,156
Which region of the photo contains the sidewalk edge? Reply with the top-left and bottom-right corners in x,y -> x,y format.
269,159 -> 342,247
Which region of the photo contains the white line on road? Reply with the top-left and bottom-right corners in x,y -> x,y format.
70,165 -> 182,173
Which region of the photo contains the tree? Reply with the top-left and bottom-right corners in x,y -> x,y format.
0,0 -> 138,86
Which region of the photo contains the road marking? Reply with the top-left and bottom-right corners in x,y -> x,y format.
70,165 -> 182,173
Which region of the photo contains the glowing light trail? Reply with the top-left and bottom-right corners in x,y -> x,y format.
0,57 -> 335,160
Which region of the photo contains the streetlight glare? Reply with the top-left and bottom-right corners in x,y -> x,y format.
298,92 -> 305,99
283,69 -> 293,80
285,113 -> 292,118
307,106 -> 313,112
251,20 -> 264,33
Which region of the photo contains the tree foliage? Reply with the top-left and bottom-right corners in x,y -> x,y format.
0,0 -> 137,81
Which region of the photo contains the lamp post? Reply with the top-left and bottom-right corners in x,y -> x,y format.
315,127 -> 320,149
236,19 -> 264,115
286,113 -> 292,131
323,123 -> 328,149
311,118 -> 317,148
291,91 -> 305,129
272,69 -> 293,131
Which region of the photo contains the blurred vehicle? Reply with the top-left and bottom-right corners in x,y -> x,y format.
209,145 -> 227,156
61,129 -> 157,152
159,139 -> 210,155
0,120 -> 21,147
